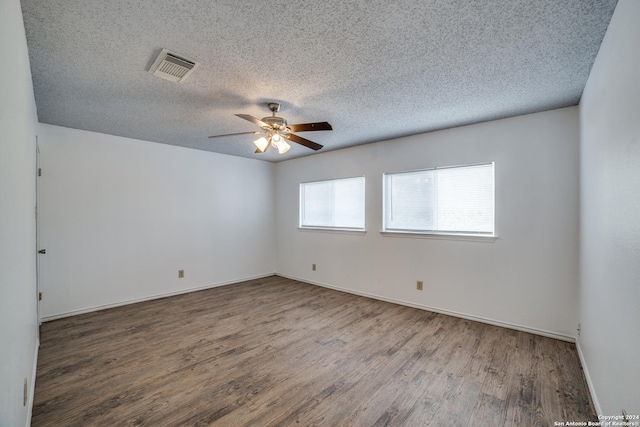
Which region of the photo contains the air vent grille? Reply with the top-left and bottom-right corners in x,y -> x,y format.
148,49 -> 199,83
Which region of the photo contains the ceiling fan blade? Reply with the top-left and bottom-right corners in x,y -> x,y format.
286,122 -> 333,133
283,133 -> 323,151
208,131 -> 263,139
235,114 -> 269,129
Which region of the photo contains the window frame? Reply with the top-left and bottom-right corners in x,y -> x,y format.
381,162 -> 496,240
299,176 -> 366,232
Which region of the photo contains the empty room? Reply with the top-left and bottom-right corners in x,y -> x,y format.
2,0 -> 639,425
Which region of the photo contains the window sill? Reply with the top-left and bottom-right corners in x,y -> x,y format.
379,230 -> 497,242
298,227 -> 366,235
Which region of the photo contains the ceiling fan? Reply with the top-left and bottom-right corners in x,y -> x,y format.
208,103 -> 332,154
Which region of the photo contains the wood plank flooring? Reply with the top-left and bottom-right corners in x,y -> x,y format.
33,275 -> 596,426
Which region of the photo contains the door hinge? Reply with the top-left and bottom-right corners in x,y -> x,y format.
38,168 -> 42,177
38,249 -> 46,254
38,292 -> 42,301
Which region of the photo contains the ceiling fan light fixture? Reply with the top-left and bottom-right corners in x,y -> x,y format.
253,137 -> 269,152
276,140 -> 291,154
208,102 -> 330,154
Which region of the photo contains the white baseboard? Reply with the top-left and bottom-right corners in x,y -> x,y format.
42,271 -> 578,342
40,273 -> 275,322
276,273 -> 576,343
576,338 -> 602,416
25,337 -> 39,427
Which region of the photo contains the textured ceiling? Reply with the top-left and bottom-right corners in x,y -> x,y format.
21,0 -> 617,162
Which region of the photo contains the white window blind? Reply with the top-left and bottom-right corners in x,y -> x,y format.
383,163 -> 494,235
300,177 -> 365,230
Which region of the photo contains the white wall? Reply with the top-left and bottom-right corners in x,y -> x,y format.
0,0 -> 40,425
37,124 -> 275,319
579,0 -> 640,416
276,107 -> 580,339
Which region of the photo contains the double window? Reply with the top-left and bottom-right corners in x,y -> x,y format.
299,163 -> 494,237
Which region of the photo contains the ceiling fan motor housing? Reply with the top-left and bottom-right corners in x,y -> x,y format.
261,116 -> 288,131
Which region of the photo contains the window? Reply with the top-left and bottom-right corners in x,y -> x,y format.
383,163 -> 494,235
300,177 -> 365,230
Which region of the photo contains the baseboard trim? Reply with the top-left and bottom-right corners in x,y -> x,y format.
26,337 -> 39,427
576,338 -> 602,416
40,273 -> 275,322
42,272 -> 577,342
276,273 -> 576,343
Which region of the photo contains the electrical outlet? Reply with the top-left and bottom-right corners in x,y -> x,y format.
23,378 -> 27,406
178,270 -> 184,278
417,281 -> 423,291
312,264 -> 316,271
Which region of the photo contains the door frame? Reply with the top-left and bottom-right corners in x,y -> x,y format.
35,137 -> 41,329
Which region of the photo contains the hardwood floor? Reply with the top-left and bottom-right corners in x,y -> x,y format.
33,275 -> 595,426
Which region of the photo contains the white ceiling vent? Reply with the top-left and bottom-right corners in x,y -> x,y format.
148,49 -> 199,83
